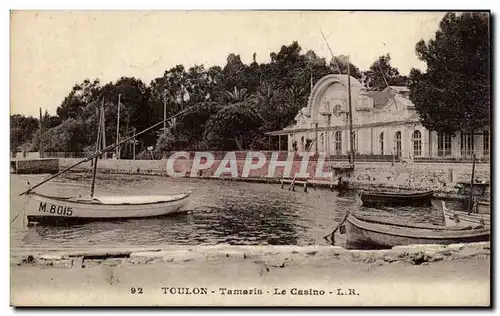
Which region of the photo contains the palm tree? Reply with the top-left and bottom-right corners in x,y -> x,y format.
225,87 -> 250,103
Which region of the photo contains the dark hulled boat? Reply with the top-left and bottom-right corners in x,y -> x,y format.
360,190 -> 434,207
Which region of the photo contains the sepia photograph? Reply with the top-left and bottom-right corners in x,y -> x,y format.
9,9 -> 491,307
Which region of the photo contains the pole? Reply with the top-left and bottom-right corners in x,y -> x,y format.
468,153 -> 476,214
133,138 -> 136,160
39,107 -> 44,159
315,122 -> 318,154
163,90 -> 167,136
101,102 -> 106,157
90,155 -> 98,198
347,55 -> 354,165
19,104 -> 197,196
326,115 -> 331,157
95,104 -> 102,153
116,94 -> 121,159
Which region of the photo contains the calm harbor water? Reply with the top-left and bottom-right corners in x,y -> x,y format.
10,174 -> 451,248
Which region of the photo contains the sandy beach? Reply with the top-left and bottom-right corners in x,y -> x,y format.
10,243 -> 490,307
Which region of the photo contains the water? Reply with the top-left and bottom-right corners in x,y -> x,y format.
10,174 -> 450,248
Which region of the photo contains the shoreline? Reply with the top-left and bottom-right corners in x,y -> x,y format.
11,242 -> 490,268
56,171 -> 472,201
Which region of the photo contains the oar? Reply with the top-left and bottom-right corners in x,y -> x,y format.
19,104 -> 197,196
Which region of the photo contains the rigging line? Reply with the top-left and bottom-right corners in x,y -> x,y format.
376,57 -> 390,88
320,30 -> 342,75
19,103 -> 201,196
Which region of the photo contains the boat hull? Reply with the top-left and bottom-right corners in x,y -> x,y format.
345,215 -> 489,250
25,192 -> 192,225
360,190 -> 433,207
443,209 -> 491,227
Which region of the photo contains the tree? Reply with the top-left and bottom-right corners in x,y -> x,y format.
222,54 -> 248,92
30,118 -> 87,152
170,101 -> 221,150
99,77 -> 151,149
364,54 -> 408,90
408,12 -> 490,134
10,115 -> 39,153
204,101 -> 263,150
42,110 -> 62,129
57,79 -> 101,120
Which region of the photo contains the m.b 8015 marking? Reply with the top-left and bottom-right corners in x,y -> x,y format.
38,202 -> 73,216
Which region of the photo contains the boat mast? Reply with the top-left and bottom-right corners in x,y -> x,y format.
19,104 -> 197,196
90,100 -> 104,198
347,55 -> 354,165
116,94 -> 121,159
468,153 -> 476,214
39,107 -> 44,159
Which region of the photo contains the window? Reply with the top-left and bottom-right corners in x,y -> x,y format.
379,132 -> 384,155
334,131 -> 342,154
394,131 -> 402,158
412,130 -> 422,157
483,130 -> 489,156
437,133 -> 452,156
460,132 -> 474,157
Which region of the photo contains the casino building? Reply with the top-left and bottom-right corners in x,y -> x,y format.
267,74 -> 489,162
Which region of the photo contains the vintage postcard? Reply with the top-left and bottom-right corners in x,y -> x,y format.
9,10 -> 491,307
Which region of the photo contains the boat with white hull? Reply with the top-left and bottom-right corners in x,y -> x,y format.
25,191 -> 192,225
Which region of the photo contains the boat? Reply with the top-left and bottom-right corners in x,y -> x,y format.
19,100 -> 195,226
24,191 -> 191,225
343,212 -> 489,250
441,201 -> 490,228
360,189 -> 433,207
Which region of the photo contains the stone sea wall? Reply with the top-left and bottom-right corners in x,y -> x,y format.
11,158 -> 59,174
58,157 -> 490,197
11,242 -> 491,268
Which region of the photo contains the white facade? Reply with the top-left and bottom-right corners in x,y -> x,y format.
275,74 -> 489,160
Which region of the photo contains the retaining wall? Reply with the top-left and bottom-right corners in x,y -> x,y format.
58,156 -> 490,197
11,158 -> 59,174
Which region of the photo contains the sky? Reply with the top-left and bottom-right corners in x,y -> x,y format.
10,10 -> 447,117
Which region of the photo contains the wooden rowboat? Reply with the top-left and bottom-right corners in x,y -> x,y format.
360,190 -> 433,207
25,191 -> 192,225
441,201 -> 490,228
343,213 -> 489,250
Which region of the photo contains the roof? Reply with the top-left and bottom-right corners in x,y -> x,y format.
366,90 -> 392,109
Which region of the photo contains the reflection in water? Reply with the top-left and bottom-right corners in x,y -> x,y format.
10,174 -> 448,248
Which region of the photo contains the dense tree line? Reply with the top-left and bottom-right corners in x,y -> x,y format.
13,12 -> 489,157
13,41 -> 406,156
409,12 -> 490,134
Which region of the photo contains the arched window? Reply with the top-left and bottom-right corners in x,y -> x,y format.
394,131 -> 402,158
379,132 -> 384,155
412,130 -> 422,157
334,131 -> 342,154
